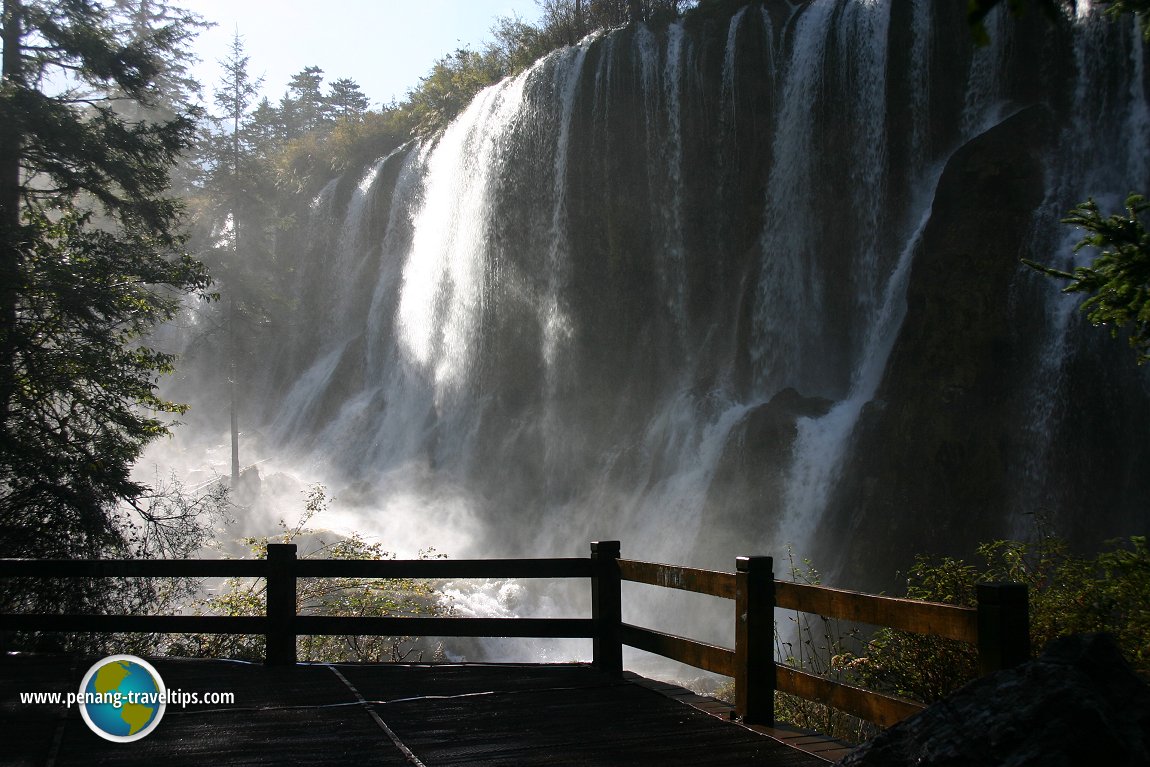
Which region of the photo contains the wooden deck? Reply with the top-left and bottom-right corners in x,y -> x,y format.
2,654 -> 843,765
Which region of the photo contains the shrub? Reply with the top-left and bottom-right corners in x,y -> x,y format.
714,550 -> 878,745
166,485 -> 451,662
714,534 -> 1149,742
842,534 -> 1150,704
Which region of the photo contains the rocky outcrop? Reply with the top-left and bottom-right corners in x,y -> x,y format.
840,634 -> 1150,767
700,388 -> 833,559
817,104 -> 1050,592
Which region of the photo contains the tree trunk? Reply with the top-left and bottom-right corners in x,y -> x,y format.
228,74 -> 240,489
230,294 -> 240,488
0,0 -> 25,434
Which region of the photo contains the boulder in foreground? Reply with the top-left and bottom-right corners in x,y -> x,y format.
840,633 -> 1150,766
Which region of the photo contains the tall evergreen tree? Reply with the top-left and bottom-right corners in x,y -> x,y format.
327,77 -> 369,119
281,65 -> 328,138
203,31 -> 262,488
0,0 -> 209,564
111,0 -> 206,113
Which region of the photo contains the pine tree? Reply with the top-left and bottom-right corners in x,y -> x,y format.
327,77 -> 370,120
0,0 -> 209,564
281,65 -> 329,138
202,31 -> 263,489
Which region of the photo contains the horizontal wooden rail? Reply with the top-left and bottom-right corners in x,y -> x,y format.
1,615 -> 267,634
620,623 -> 736,677
606,554 -> 1027,730
294,557 -> 593,579
776,665 -> 925,729
0,559 -> 269,578
775,580 -> 978,644
0,557 -> 592,580
294,616 -> 595,638
618,559 -> 736,599
1,541 -> 1028,736
0,546 -> 615,668
1,615 -> 595,639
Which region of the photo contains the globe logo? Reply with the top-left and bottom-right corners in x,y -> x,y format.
77,655 -> 166,742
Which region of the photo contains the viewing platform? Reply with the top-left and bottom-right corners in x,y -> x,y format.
1,540 -> 1030,764
3,654 -> 841,765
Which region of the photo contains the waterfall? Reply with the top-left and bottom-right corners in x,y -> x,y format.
397,77 -> 525,394
543,44 -> 591,374
752,0 -> 837,395
158,1 -> 1150,652
722,7 -> 748,111
1007,2 -> 1150,539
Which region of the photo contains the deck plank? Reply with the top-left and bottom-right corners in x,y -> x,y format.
2,655 -> 831,766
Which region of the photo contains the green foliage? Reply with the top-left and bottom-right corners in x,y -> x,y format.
3,474 -> 232,655
1091,537 -> 1150,669
189,32 -> 286,443
1103,0 -> 1150,40
536,0 -> 692,38
840,535 -> 1150,705
773,552 -> 876,744
281,65 -> 328,138
1024,195 -> 1150,365
714,550 -> 877,745
168,486 -> 451,663
713,536 -> 1148,742
402,0 -> 692,136
275,110 -> 411,193
405,48 -> 510,137
2,208 -> 206,550
837,555 -> 981,704
327,77 -> 370,119
489,13 -> 562,72
0,0 -> 211,569
971,2 -> 1150,364
194,1 -> 702,196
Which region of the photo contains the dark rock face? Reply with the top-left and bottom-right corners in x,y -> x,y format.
701,388 -> 833,559
816,105 -> 1051,591
840,634 -> 1150,767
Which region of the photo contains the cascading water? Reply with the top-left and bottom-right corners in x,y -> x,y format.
157,0 -> 1150,661
1005,2 -> 1150,542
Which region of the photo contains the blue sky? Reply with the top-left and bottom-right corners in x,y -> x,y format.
180,0 -> 543,109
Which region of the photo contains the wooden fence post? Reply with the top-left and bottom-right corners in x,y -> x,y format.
591,540 -> 622,675
266,543 -> 298,666
735,555 -> 775,725
976,582 -> 1029,675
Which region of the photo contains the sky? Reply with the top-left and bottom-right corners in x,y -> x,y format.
179,0 -> 543,110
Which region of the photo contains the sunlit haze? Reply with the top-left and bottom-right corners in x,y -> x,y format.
180,0 -> 542,109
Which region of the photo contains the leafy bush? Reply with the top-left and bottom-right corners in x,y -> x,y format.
275,110 -> 415,194
167,485 -> 451,662
1026,194 -> 1150,365
842,534 -> 1150,704
1,474 -> 231,656
714,550 -> 877,745
836,554 -> 980,704
772,553 -> 877,744
713,535 -> 1149,743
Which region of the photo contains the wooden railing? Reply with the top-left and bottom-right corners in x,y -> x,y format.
614,551 -> 1029,727
0,540 -> 1029,728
